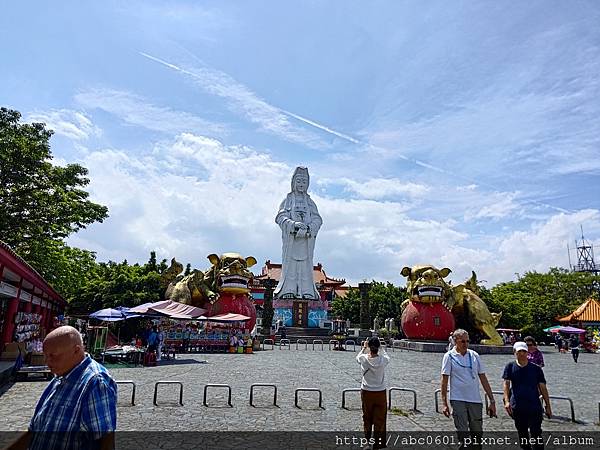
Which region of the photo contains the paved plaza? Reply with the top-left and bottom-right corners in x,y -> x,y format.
0,346 -> 598,435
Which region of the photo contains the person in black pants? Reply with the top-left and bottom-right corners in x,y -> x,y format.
569,334 -> 580,363
503,342 -> 552,450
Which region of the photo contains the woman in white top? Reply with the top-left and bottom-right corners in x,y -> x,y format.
356,337 -> 390,450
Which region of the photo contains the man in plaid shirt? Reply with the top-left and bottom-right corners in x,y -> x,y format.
10,326 -> 117,450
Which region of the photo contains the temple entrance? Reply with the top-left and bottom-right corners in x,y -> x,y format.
292,301 -> 308,327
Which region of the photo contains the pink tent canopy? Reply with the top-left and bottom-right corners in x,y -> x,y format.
129,300 -> 207,319
550,326 -> 586,334
128,300 -> 170,314
207,313 -> 251,322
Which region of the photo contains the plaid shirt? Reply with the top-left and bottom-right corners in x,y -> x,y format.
29,355 -> 117,450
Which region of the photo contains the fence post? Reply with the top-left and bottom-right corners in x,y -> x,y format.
295,388 -> 324,409
388,387 -> 418,411
116,380 -> 136,406
203,384 -> 233,407
296,339 -> 308,350
344,340 -> 356,351
341,388 -> 361,409
153,381 -> 183,406
249,383 -> 278,407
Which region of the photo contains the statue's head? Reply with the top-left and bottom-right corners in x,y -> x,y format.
291,166 -> 309,193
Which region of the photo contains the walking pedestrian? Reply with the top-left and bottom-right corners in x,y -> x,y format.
441,329 -> 497,450
524,336 -> 544,367
357,337 -> 390,450
503,342 -> 552,450
7,326 -> 117,450
569,334 -> 580,363
156,325 -> 165,361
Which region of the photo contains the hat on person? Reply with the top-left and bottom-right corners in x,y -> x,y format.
513,341 -> 528,352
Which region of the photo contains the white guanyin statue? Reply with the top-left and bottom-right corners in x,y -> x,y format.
274,167 -> 322,299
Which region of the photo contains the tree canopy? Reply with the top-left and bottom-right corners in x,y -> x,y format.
0,107 -> 108,294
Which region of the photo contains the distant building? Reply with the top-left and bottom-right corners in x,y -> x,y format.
250,260 -> 349,327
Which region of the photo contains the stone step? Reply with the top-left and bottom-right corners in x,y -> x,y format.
275,327 -> 330,336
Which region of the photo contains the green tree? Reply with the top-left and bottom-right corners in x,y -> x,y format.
0,107 -> 109,293
331,281 -> 408,325
331,287 -> 361,324
69,252 -> 164,313
484,268 -> 600,340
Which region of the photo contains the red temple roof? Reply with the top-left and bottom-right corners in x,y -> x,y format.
254,260 -> 346,287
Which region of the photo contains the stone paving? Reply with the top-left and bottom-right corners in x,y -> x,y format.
0,345 -> 598,433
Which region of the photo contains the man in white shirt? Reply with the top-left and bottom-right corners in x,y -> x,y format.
357,337 -> 390,450
441,329 -> 496,449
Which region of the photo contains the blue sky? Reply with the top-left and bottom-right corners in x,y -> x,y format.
2,1 -> 599,286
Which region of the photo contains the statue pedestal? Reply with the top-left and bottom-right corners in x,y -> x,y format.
401,301 -> 455,341
273,296 -> 328,328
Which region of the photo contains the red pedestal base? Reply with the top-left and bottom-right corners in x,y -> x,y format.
207,293 -> 256,332
401,301 -> 455,341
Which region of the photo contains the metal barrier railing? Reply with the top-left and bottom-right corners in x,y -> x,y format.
484,390 -> 505,410
543,395 -> 575,422
116,380 -> 136,406
328,340 -> 339,350
279,338 -> 291,349
249,383 -> 278,407
262,338 -> 274,350
295,388 -> 324,409
341,388 -> 361,409
313,339 -> 324,351
203,383 -> 232,407
345,340 -> 356,351
154,381 -> 183,406
433,389 -> 448,414
391,340 -> 403,352
296,339 -> 308,350
388,387 -> 418,411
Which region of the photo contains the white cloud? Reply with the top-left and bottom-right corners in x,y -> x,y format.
465,191 -> 522,221
140,53 -> 330,149
26,109 -> 100,141
67,134 -> 600,290
321,177 -> 430,200
75,88 -> 225,135
480,209 -> 600,284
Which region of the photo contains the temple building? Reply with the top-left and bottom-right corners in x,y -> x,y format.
251,260 -> 348,327
558,298 -> 600,328
0,241 -> 66,358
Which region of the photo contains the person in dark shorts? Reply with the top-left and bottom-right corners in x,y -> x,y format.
569,334 -> 580,363
503,342 -> 552,450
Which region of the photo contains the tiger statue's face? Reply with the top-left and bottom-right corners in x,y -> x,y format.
207,253 -> 257,294
401,265 -> 452,309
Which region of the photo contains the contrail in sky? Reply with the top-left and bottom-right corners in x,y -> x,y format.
140,51 -> 572,215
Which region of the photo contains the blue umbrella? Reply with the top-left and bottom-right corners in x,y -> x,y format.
89,308 -> 129,322
115,306 -> 140,319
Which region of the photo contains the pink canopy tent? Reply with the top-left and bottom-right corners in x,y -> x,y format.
550,326 -> 586,334
207,313 -> 251,322
129,300 -> 207,319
